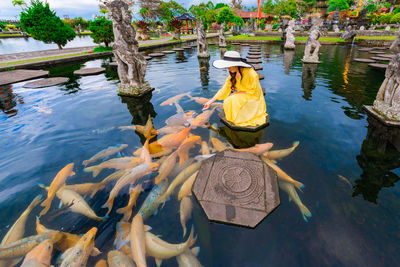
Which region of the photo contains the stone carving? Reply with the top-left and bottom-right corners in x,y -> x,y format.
372,34 -> 400,122
360,25 -> 365,31
341,26 -> 357,41
385,25 -> 391,31
333,24 -> 339,33
284,19 -> 296,50
302,18 -> 322,63
219,22 -> 227,47
106,0 -> 152,97
197,20 -> 210,58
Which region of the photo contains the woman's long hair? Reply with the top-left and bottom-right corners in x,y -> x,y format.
230,67 -> 243,91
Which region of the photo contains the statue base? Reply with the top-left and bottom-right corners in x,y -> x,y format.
198,52 -> 210,58
117,82 -> 154,98
301,58 -> 321,64
363,105 -> 400,127
219,112 -> 269,132
284,45 -> 295,50
219,44 -> 227,48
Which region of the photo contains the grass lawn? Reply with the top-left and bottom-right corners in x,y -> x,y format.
0,52 -> 91,67
0,33 -> 24,37
295,37 -> 346,42
355,35 -> 397,40
227,35 -> 282,41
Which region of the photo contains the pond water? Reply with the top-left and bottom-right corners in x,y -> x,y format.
0,43 -> 399,266
0,35 -> 95,54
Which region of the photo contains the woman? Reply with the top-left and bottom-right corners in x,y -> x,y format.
203,51 -> 267,127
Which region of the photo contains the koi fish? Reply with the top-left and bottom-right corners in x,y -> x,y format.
178,171 -> 198,201
177,135 -> 202,166
264,141 -> 300,160
62,182 -> 105,198
338,175 -> 353,189
135,116 -> 158,138
187,95 -> 210,105
95,259 -> 108,267
40,163 -> 75,216
158,127 -> 191,148
108,250 -> 136,267
208,123 -> 218,143
190,108 -> 215,128
160,93 -> 190,106
175,102 -> 185,114
60,227 -> 97,267
84,157 -> 143,178
278,180 -> 312,222
211,137 -> 230,152
114,222 -> 132,258
155,151 -> 178,184
165,112 -> 195,127
99,169 -> 129,186
139,180 -> 168,221
200,141 -> 210,155
130,214 -> 147,267
176,247 -> 203,267
119,125 -> 136,131
20,240 -> 53,267
83,144 -> 128,166
234,142 -> 274,155
180,197 -> 193,237
116,183 -> 143,221
157,125 -> 186,135
262,157 -> 305,191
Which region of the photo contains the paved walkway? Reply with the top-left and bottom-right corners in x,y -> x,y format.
0,33 -> 218,64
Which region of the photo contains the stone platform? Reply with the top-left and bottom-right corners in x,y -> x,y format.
0,69 -> 49,86
74,67 -> 105,76
354,58 -> 376,63
363,106 -> 400,127
368,63 -> 388,69
219,112 -> 269,132
23,77 -> 69,88
193,150 -> 280,228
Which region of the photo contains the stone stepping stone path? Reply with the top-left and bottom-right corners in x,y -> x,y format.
0,69 -> 49,86
162,50 -> 175,54
74,67 -> 105,76
247,54 -> 262,59
173,48 -> 184,51
247,58 -> 262,64
370,56 -> 390,61
258,73 -> 264,80
148,53 -> 165,57
248,51 -> 261,55
144,56 -> 152,60
368,63 -> 388,69
354,58 -> 376,63
23,77 -> 69,88
369,51 -> 386,54
252,64 -> 263,70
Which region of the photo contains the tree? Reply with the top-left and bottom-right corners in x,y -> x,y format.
230,0 -> 243,10
327,0 -> 350,11
138,0 -> 161,20
12,0 -> 25,6
204,9 -> 217,25
263,0 -> 275,14
217,6 -> 235,24
157,1 -> 186,22
215,3 -> 228,9
20,0 -> 76,49
140,7 -> 149,19
89,16 -> 114,47
274,0 -> 298,17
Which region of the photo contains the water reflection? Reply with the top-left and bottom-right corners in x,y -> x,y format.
0,84 -> 23,117
283,50 -> 295,75
219,125 -> 265,148
176,50 -> 186,62
48,63 -> 85,94
301,63 -> 318,101
198,58 -> 210,87
354,116 -> 400,203
120,93 -> 157,127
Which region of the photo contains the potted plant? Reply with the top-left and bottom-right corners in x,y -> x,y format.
168,19 -> 183,40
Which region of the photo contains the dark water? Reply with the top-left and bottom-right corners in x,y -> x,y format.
0,43 -> 399,266
0,35 -> 95,54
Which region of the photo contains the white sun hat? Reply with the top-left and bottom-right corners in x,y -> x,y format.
213,51 -> 252,69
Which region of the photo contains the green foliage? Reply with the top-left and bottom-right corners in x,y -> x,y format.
12,0 -> 25,6
233,16 -> 244,26
140,8 -> 149,19
274,0 -> 298,17
366,1 -> 378,13
63,17 -> 89,31
157,1 -> 186,21
390,13 -> 400,24
395,7 -> 400,14
204,9 -> 217,24
20,0 -> 76,49
0,22 -> 7,30
217,6 -> 235,24
327,0 -> 350,12
383,2 -> 391,9
262,0 -> 275,14
214,3 -> 228,9
89,16 -> 113,47
92,46 -> 113,53
379,13 -> 393,24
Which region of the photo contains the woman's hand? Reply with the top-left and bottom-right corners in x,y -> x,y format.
203,98 -> 216,110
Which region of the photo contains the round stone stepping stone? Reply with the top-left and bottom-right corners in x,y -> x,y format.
191,44 -> 197,47
358,48 -> 373,52
162,50 -> 175,54
252,64 -> 263,70
182,46 -> 192,49
370,56 -> 390,61
173,47 -> 184,51
246,58 -> 262,64
369,51 -> 385,54
379,54 -> 395,59
368,63 -> 388,69
208,42 -> 216,45
232,43 -> 241,45
148,53 -> 165,57
74,67 -> 105,76
250,45 -> 261,48
373,47 -> 388,50
249,50 -> 261,53
109,62 -> 118,67
240,44 -> 250,46
144,56 -> 152,60
247,54 -> 261,59
258,73 -> 264,80
353,58 -> 376,63
248,51 -> 261,55
23,77 -> 69,88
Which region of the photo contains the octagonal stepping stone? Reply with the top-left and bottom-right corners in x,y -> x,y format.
193,149 -> 278,228
369,51 -> 386,54
74,67 -> 105,76
173,47 -> 184,51
109,62 -> 118,67
258,73 -> 264,80
247,54 -> 261,59
370,56 -> 390,61
148,53 -> 165,57
368,63 -> 388,69
252,64 -> 263,70
0,69 -> 49,86
162,50 -> 175,54
23,77 -> 69,88
353,58 -> 376,63
182,46 -> 192,49
144,56 -> 152,60
250,45 -> 261,48
247,58 -> 262,64
240,44 -> 250,46
248,51 -> 261,55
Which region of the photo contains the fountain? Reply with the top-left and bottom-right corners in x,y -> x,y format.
219,22 -> 227,48
301,17 -> 323,64
284,19 -> 296,50
106,0 -> 152,97
197,20 -> 210,58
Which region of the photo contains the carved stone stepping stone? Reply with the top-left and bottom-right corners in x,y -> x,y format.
353,58 -> 376,63
250,45 -> 261,48
193,149 -> 279,228
252,64 -> 263,70
246,58 -> 262,64
162,50 -> 175,54
23,77 -> 69,88
370,56 -> 390,61
182,46 -> 192,49
148,53 -> 165,57
369,51 -> 386,54
218,112 -> 269,132
247,54 -> 261,59
74,67 -> 105,76
368,63 -> 388,69
249,50 -> 261,53
0,69 -> 49,86
258,73 -> 264,80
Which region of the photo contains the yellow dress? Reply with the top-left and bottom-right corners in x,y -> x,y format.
214,67 -> 267,127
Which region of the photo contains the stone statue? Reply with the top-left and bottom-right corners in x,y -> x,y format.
106,0 -> 152,97
341,26 -> 357,41
219,22 -> 227,47
197,20 -> 210,58
302,18 -> 322,63
372,34 -> 400,122
284,19 -> 295,50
